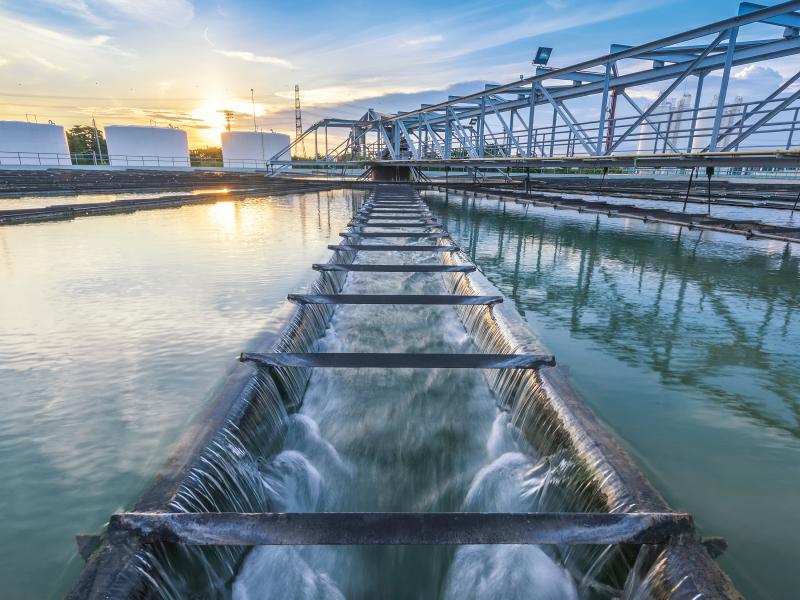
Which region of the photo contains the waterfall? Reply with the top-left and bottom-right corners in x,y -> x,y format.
135,189 -> 670,598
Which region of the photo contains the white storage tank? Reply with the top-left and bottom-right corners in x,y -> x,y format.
105,125 -> 190,167
222,131 -> 291,168
0,121 -> 70,166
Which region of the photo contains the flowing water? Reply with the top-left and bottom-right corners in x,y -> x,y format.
0,190 -> 359,599
229,242 -> 579,599
2,185 -> 797,599
424,190 -> 800,600
136,193 -> 598,599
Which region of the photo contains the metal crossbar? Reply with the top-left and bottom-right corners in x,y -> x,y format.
110,511 -> 692,546
67,190 -> 717,600
354,216 -> 436,221
340,232 -> 447,238
352,223 -> 442,228
287,294 -> 503,305
328,245 -> 459,252
240,352 -> 555,369
313,264 -> 474,272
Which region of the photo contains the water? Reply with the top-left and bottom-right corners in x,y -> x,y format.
228,214 -> 580,598
0,190 -> 359,599
425,190 -> 800,600
0,190 -> 205,211
3,185 -> 797,598
547,190 -> 800,227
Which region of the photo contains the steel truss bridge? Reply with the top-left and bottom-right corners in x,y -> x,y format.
269,1 -> 800,178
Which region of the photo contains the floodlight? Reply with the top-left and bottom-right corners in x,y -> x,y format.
533,47 -> 553,66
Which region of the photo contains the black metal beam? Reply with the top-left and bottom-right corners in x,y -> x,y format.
340,232 -> 447,238
313,264 -> 474,272
354,216 -> 436,221
359,211 -> 432,215
328,245 -> 459,252
110,511 -> 692,546
287,294 -> 502,305
240,352 -> 555,369
351,223 -> 442,228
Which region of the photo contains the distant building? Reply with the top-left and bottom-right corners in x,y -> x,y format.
105,125 -> 190,167
637,99 -> 674,154
221,131 -> 291,168
693,94 -> 744,152
0,121 -> 70,166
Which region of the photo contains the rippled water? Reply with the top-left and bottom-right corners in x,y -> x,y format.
0,190 -> 359,599
424,189 -> 800,600
3,185 -> 798,599
227,223 -> 580,599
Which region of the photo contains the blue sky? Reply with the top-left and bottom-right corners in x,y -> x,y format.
0,0 -> 791,145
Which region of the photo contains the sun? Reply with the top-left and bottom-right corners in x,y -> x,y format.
189,97 -> 271,147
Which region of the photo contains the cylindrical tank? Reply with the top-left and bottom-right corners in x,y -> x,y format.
0,121 -> 70,166
105,125 -> 190,167
221,131 -> 291,168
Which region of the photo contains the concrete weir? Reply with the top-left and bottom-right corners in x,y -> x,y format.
69,184 -> 742,599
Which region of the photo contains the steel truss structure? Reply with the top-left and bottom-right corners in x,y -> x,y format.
270,1 -> 800,175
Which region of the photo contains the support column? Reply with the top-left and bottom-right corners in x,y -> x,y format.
708,28 -> 738,151
526,83 -> 537,157
687,73 -> 705,152
478,98 -> 486,156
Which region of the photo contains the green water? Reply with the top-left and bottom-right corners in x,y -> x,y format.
1,185 -> 797,598
426,190 -> 800,600
0,191 -> 358,599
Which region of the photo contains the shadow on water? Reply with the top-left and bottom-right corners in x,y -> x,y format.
426,190 -> 800,599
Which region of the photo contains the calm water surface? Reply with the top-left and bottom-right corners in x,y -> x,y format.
0,191 -> 358,599
2,186 -> 798,599
425,190 -> 800,600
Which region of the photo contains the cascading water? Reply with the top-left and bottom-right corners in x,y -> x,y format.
133,190 -> 693,599
228,225 -> 580,598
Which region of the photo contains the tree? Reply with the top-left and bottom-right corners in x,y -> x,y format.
66,125 -> 108,163
189,146 -> 222,166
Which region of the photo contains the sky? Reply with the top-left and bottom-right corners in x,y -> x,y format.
0,0 -> 795,147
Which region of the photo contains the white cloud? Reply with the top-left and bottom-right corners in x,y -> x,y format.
39,0 -> 113,28
215,49 -> 293,69
438,0 -> 664,61
403,34 -> 444,47
275,83 -> 430,107
733,64 -> 782,82
33,0 -> 194,26
101,0 -> 194,24
21,52 -> 66,71
627,88 -> 661,102
3,16 -> 131,55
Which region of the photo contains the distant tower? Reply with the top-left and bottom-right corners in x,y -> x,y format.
222,110 -> 235,132
294,84 -> 306,157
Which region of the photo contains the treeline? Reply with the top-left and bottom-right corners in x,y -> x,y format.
66,125 -> 108,163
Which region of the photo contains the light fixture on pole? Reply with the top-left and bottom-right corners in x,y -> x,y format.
250,88 -> 257,132
533,47 -> 553,66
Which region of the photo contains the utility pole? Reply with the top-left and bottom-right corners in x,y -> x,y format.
92,115 -> 103,164
294,84 -> 306,157
250,88 -> 257,132
222,110 -> 234,132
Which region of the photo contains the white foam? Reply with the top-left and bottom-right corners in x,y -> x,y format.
443,545 -> 578,600
232,547 -> 345,600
